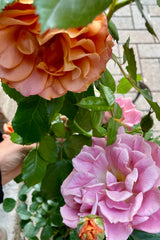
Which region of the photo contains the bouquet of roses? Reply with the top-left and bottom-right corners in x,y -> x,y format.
1,0 -> 160,239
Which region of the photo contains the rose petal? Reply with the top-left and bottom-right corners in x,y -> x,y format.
60,205 -> 79,228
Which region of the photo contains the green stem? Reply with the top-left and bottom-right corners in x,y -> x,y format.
107,0 -> 117,22
112,54 -> 140,93
107,0 -> 135,22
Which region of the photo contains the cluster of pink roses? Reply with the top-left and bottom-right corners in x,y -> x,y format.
61,127 -> 160,240
0,1 -> 113,100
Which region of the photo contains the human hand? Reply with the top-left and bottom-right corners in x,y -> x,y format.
0,136 -> 34,185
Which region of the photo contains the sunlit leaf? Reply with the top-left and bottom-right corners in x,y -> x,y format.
117,77 -> 132,94
140,89 -> 160,121
107,118 -> 120,145
99,68 -> 116,93
108,19 -> 119,42
100,83 -> 115,106
123,41 -> 137,82
135,0 -> 157,37
77,96 -> 110,111
34,0 -> 112,32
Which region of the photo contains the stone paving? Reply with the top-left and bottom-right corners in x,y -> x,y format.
0,1 -> 160,239
107,0 -> 160,137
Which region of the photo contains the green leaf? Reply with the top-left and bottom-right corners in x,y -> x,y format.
77,96 -> 110,111
140,114 -> 153,133
74,84 -> 95,102
113,103 -> 122,119
140,89 -> 160,121
108,20 -> 119,42
3,198 -> 16,212
69,120 -> 92,137
0,0 -> 14,12
22,149 -> 47,187
99,68 -> 116,93
18,184 -> 32,202
34,0 -> 112,32
107,118 -> 120,145
47,96 -> 64,123
29,202 -> 39,213
90,111 -> 103,128
24,222 -> 39,238
34,217 -> 47,228
17,203 -> 31,220
60,92 -> 78,120
93,126 -> 107,137
2,82 -> 24,103
100,83 -> 115,106
38,135 -> 58,163
64,134 -> 92,159
69,229 -> 80,240
12,96 -> 50,144
51,116 -> 66,138
157,0 -> 160,7
73,108 -> 93,132
10,132 -> 24,145
123,41 -> 137,82
41,160 -> 73,200
135,0 -> 157,37
131,229 -> 160,240
123,37 -> 130,64
41,225 -> 53,240
28,237 -> 38,240
117,77 -> 133,94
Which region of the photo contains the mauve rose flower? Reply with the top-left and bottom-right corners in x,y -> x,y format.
0,2 -> 113,99
60,128 -> 160,240
103,96 -> 142,130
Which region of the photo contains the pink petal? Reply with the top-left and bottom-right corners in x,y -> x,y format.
103,219 -> 133,240
60,205 -> 79,228
134,209 -> 160,233
134,164 -> 159,193
137,188 -> 160,216
105,189 -> 133,202
125,168 -> 138,192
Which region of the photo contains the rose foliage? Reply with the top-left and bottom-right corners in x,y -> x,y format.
1,0 -> 160,240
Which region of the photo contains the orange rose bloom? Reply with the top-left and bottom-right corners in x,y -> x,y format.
79,217 -> 104,240
3,122 -> 14,134
0,2 -> 113,100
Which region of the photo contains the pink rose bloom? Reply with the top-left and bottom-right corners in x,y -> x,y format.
103,96 -> 142,131
60,128 -> 160,240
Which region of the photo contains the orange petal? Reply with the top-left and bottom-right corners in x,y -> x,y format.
0,27 -> 17,54
39,77 -> 66,100
10,68 -> 47,96
0,55 -> 35,81
0,42 -> 23,69
17,29 -> 37,54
